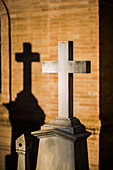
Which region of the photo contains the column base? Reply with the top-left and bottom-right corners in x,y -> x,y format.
32,117 -> 91,170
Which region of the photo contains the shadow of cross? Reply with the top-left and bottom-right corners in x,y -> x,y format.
42,41 -> 91,118
16,43 -> 40,92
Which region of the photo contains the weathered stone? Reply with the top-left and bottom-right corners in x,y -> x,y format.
32,118 -> 91,170
42,41 -> 90,118
16,135 -> 26,170
32,41 -> 91,170
16,134 -> 39,170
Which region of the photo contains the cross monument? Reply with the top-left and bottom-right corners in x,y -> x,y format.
32,41 -> 91,170
42,41 -> 90,118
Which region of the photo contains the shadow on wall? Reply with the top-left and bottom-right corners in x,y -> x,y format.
99,0 -> 113,169
4,43 -> 45,170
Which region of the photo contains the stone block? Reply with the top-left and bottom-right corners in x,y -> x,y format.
32,117 -> 91,170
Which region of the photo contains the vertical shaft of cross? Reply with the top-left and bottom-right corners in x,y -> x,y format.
23,43 -> 32,92
24,62 -> 31,92
58,41 -> 73,118
68,42 -> 73,118
16,43 -> 40,93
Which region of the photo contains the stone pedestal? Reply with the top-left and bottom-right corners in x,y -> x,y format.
16,134 -> 39,170
16,135 -> 26,170
32,117 -> 91,170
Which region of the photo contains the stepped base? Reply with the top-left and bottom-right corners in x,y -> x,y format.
32,117 -> 91,170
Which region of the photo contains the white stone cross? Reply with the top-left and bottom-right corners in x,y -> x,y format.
42,41 -> 90,118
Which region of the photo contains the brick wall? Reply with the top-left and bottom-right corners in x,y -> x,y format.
0,0 -> 100,169
0,5 -> 11,169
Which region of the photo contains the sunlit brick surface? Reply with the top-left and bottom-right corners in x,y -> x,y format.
0,0 -> 100,169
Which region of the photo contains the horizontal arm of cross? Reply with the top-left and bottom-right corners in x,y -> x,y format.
42,61 -> 58,73
16,53 -> 40,62
68,61 -> 91,73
